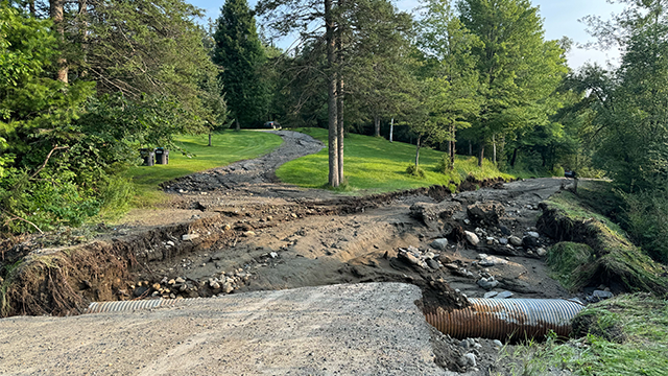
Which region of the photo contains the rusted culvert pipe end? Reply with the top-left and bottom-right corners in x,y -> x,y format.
425,298 -> 584,341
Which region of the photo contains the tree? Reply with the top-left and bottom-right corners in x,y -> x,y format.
458,0 -> 568,167
213,0 -> 269,130
418,0 -> 481,170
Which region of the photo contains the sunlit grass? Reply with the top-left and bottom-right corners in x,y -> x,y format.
277,127 -> 513,193
124,130 -> 282,206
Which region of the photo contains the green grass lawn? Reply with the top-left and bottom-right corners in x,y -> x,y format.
125,130 -> 282,206
276,127 -> 513,193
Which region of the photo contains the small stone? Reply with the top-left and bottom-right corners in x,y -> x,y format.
182,234 -> 200,241
210,281 -> 220,290
176,277 -> 186,283
536,247 -> 548,257
458,353 -> 476,367
593,290 -> 614,300
426,259 -> 441,270
509,236 -> 522,246
464,218 -> 471,225
477,277 -> 499,290
459,338 -> 475,349
223,224 -> 231,231
243,231 -> 256,237
430,238 -> 449,251
493,340 -> 503,348
166,241 -> 175,247
223,282 -> 234,294
495,291 -> 514,299
484,291 -> 499,298
486,236 -> 495,245
527,231 -> 540,238
266,216 -> 273,221
270,252 -> 278,258
291,213 -> 298,218
500,226 -> 511,236
444,263 -> 459,270
152,283 -> 161,290
499,237 -> 508,245
465,231 -> 480,246
476,253 -> 489,260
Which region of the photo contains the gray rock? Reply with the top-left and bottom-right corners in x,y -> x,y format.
523,236 -> 540,247
467,201 -> 505,226
459,338 -> 475,349
430,238 -> 449,251
426,258 -> 441,270
593,290 -> 614,300
493,339 -> 503,348
458,353 -> 477,368
509,236 -> 522,246
495,291 -> 514,299
478,256 -> 508,267
486,236 -> 495,245
465,231 -> 480,246
270,252 -> 278,258
527,231 -> 540,238
536,247 -> 548,257
499,237 -> 508,245
182,233 -> 200,241
223,282 -> 234,294
483,291 -> 499,298
477,277 -> 499,290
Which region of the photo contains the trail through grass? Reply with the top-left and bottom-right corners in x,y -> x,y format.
125,131 -> 282,206
277,128 -> 513,193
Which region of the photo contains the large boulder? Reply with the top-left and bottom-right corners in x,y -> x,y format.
410,201 -> 461,230
466,201 -> 505,226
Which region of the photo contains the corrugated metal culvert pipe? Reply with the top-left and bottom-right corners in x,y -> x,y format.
425,298 -> 584,341
86,298 -> 199,314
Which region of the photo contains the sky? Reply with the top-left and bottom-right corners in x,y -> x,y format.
189,0 -> 627,70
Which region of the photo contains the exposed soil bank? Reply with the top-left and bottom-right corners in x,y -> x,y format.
537,190 -> 668,296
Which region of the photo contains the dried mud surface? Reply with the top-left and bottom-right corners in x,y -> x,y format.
1,131 -> 578,375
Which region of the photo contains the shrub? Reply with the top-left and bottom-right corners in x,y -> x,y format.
405,164 -> 425,178
622,190 -> 668,264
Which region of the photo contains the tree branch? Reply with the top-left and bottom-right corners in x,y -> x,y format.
1,209 -> 44,234
30,145 -> 69,179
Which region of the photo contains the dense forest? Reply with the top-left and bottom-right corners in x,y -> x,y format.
1,0 -> 668,263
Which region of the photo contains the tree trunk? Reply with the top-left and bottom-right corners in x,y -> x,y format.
325,0 -> 339,188
235,119 -> 240,131
510,147 -> 518,167
337,78 -> 344,184
208,132 -> 212,147
374,116 -> 380,138
468,140 -> 472,156
415,135 -> 421,167
29,0 -> 35,16
492,134 -> 497,165
78,0 -> 89,77
50,0 -> 68,83
478,142 -> 485,167
389,118 -> 394,143
449,124 -> 456,170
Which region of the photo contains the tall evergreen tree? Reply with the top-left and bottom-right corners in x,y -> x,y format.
213,0 -> 269,129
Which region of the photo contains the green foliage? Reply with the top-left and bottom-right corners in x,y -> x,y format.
213,0 -> 269,128
622,189 -> 668,264
506,294 -> 668,376
405,164 -> 426,178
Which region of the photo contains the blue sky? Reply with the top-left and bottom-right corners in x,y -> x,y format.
189,0 -> 626,70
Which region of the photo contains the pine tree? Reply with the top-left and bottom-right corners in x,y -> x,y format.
213,0 -> 270,129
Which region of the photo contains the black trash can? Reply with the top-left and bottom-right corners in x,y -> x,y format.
140,148 -> 155,166
155,147 -> 169,165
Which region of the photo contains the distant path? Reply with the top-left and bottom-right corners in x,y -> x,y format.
163,131 -> 324,194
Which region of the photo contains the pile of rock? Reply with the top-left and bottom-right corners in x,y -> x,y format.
131,268 -> 253,300
397,245 -> 443,271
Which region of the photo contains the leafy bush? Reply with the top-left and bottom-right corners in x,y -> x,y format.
405,164 -> 426,178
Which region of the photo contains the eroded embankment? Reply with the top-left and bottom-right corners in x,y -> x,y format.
537,190 -> 668,296
1,181 -> 505,318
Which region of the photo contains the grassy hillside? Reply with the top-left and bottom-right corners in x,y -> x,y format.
276,128 -> 513,193
125,131 -> 283,206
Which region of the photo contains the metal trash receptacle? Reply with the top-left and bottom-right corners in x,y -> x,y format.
139,148 -> 155,166
155,147 -> 169,165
